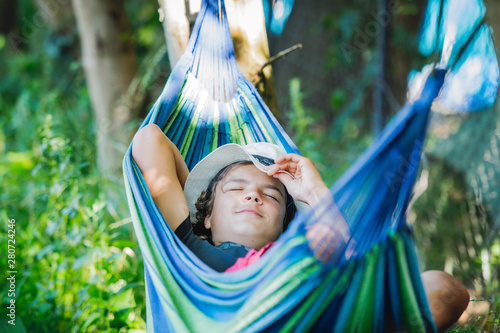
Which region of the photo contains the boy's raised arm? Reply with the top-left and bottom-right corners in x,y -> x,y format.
132,124 -> 190,231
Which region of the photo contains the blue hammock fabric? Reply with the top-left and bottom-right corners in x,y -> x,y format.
123,0 -> 498,331
263,0 -> 295,35
417,0 -> 499,113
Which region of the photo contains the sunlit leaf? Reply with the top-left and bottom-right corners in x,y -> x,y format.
108,289 -> 136,312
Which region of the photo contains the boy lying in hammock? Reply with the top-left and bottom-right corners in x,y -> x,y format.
133,123 -> 469,331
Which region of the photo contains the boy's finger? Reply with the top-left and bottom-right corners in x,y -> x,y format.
275,154 -> 303,164
272,171 -> 294,187
271,161 -> 298,174
265,164 -> 280,175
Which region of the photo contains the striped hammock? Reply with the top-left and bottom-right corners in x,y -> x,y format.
123,0 -> 498,331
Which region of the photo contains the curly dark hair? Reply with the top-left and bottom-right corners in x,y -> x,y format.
192,161 -> 296,244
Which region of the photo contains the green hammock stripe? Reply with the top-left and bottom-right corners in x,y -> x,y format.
180,106 -> 201,157
163,75 -> 190,132
332,259 -> 366,333
234,105 -> 247,144
373,242 -> 388,331
280,262 -> 355,333
393,234 -> 426,333
402,231 -> 436,331
125,173 -> 191,331
238,88 -> 275,144
236,98 -> 255,145
234,101 -> 251,145
232,256 -> 318,332
344,246 -> 379,332
211,104 -> 219,151
227,104 -> 244,144
241,247 -> 313,304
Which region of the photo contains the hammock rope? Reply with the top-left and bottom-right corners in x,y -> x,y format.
123,0 -> 498,331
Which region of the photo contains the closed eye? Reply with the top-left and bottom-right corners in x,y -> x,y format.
265,194 -> 279,201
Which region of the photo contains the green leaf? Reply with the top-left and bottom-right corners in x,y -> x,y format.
108,288 -> 136,312
6,151 -> 35,172
81,312 -> 102,331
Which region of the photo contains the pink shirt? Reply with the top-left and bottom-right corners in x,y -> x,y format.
225,242 -> 274,272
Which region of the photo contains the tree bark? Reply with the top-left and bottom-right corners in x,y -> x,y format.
226,0 -> 279,113
72,0 -> 139,181
157,0 -> 191,68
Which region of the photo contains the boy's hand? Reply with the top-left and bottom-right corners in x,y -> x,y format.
264,153 -> 330,207
266,153 -> 355,264
306,223 -> 347,263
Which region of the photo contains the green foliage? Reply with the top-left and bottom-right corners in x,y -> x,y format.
1,115 -> 145,332
125,0 -> 166,58
410,159 -> 500,295
0,4 -> 153,330
286,78 -> 373,186
411,109 -> 500,330
0,86 -> 146,333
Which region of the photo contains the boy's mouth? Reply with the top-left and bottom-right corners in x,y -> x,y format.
237,209 -> 262,217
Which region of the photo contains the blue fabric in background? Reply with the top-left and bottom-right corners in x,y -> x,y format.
263,0 -> 296,35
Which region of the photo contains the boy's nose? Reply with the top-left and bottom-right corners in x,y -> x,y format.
245,192 -> 262,203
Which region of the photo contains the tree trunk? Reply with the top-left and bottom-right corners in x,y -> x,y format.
72,0 -> 139,181
157,0 -> 191,68
225,0 -> 279,113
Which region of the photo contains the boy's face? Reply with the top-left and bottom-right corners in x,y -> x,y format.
205,164 -> 287,250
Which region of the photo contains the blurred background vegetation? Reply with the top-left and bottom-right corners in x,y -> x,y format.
0,0 -> 499,332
